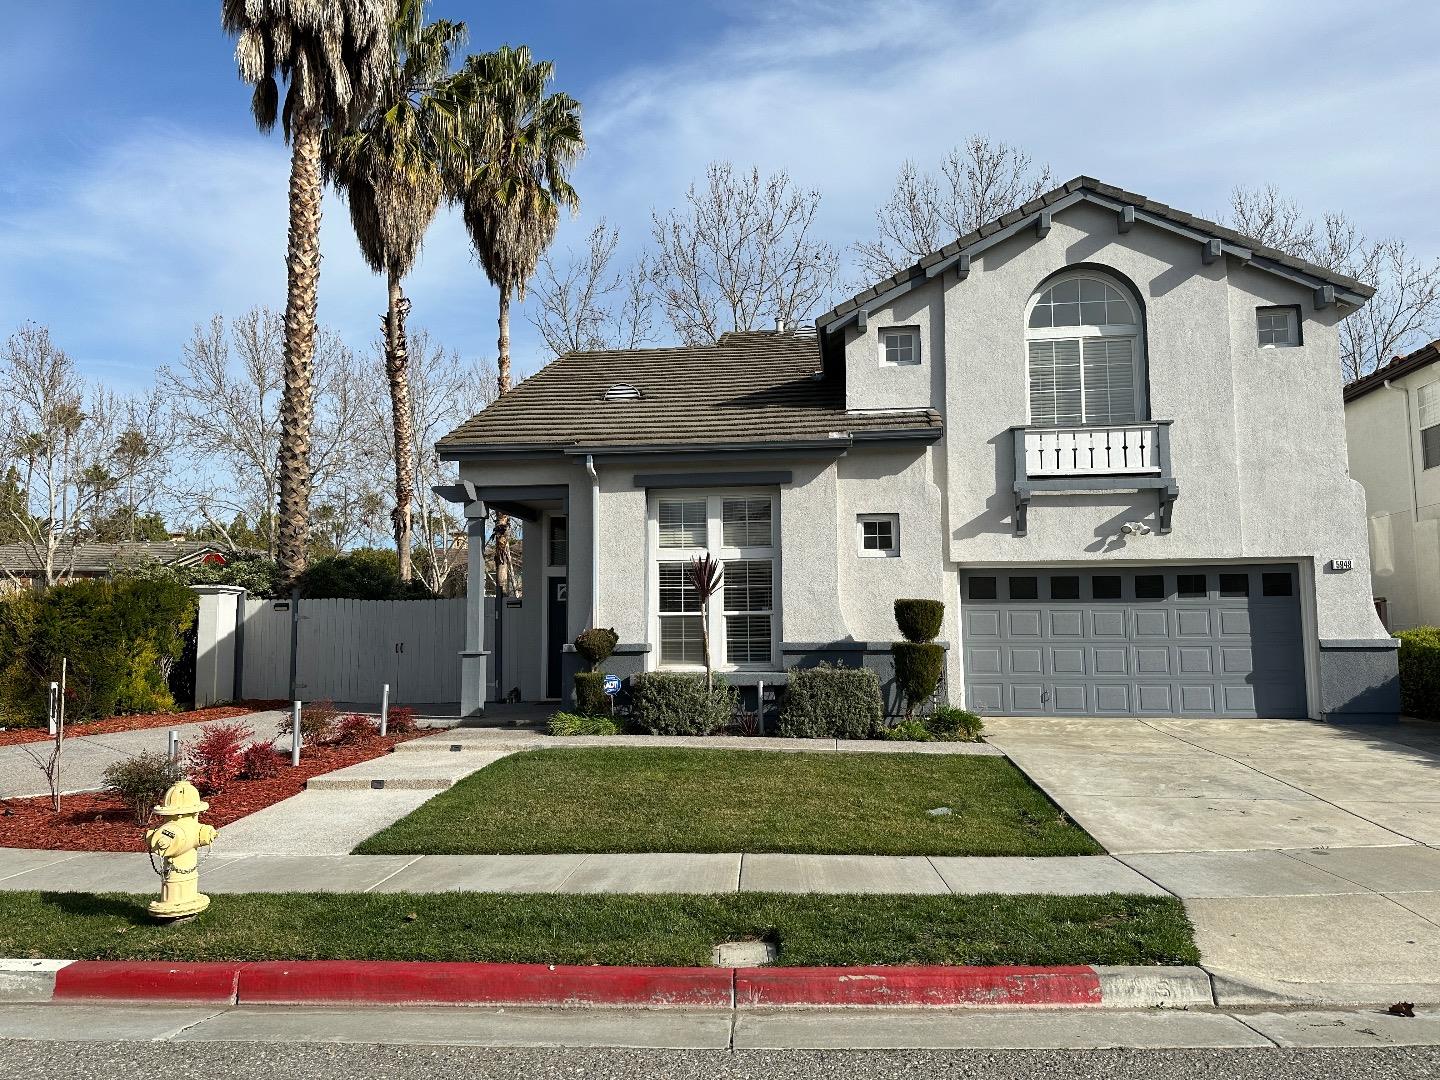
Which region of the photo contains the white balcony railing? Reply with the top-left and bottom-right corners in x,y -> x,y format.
1022,423 -> 1163,478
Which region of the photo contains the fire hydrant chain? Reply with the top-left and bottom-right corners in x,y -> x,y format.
143,781 -> 218,921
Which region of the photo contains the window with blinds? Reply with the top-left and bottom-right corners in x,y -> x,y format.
1026,272 -> 1142,427
721,497 -> 772,547
658,499 -> 706,547
658,561 -> 704,665
724,560 -> 773,664
1420,383 -> 1440,470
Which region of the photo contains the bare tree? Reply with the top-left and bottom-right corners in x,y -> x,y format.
157,308 -> 371,558
528,219 -> 654,355
854,136 -> 1053,281
1227,186 -> 1440,379
650,162 -> 838,345
0,324 -> 158,588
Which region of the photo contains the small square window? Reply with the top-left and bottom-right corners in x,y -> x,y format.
1050,575 -> 1081,600
1092,575 -> 1122,600
857,514 -> 899,557
1262,572 -> 1293,597
1135,574 -> 1166,599
1219,573 -> 1249,598
968,576 -> 997,601
879,326 -> 920,366
1256,306 -> 1300,348
1177,574 -> 1208,598
1008,576 -> 1039,600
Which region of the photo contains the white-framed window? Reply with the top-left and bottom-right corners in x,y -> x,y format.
1420,382 -> 1440,471
879,326 -> 920,366
1256,305 -> 1300,348
1024,271 -> 1144,427
651,492 -> 778,669
856,514 -> 899,558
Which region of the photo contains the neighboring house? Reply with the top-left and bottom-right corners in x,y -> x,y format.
0,540 -> 235,593
438,176 -> 1398,723
1343,340 -> 1440,630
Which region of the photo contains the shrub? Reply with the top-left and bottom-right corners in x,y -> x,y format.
277,699 -> 340,744
1397,627 -> 1440,720
574,627 -> 619,671
296,550 -> 434,600
240,741 -> 282,780
102,751 -> 182,824
549,711 -> 620,736
894,599 -> 944,644
631,672 -> 738,736
925,705 -> 985,742
333,712 -> 379,745
893,642 -> 945,718
884,718 -> 932,742
185,718 -> 253,794
776,664 -> 883,739
573,671 -> 611,717
386,705 -> 417,734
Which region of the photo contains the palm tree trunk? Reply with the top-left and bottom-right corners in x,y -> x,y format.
497,283 -> 512,396
276,113 -> 324,586
385,271 -> 416,583
492,282 -> 513,595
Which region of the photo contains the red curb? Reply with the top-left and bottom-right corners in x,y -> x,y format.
237,961 -> 734,1008
735,965 -> 1103,1008
54,962 -> 241,1004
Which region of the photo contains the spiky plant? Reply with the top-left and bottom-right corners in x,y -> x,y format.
688,553 -> 725,691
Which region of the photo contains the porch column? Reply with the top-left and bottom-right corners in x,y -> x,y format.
460,511 -> 490,716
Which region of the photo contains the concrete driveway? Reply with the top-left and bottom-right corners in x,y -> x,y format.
985,716 -> 1440,1004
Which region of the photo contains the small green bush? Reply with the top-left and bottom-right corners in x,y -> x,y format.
573,671 -> 611,717
776,664 -> 883,739
884,718 -> 932,742
631,672 -> 738,736
102,750 -> 182,825
894,642 -> 945,718
277,699 -> 339,744
1397,627 -> 1440,720
894,599 -> 944,644
549,711 -> 620,736
925,705 -> 985,742
574,628 -> 619,671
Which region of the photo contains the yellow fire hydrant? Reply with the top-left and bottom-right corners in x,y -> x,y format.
144,780 -> 217,921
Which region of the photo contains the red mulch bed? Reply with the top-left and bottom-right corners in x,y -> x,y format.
0,701 -> 289,748
0,731 -> 428,853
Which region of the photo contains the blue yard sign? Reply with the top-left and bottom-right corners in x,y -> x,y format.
602,674 -> 622,697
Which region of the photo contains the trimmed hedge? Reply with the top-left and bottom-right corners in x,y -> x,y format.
894,642 -> 945,718
573,672 -> 610,717
776,664 -> 883,739
631,672 -> 737,736
574,628 -> 619,671
894,599 -> 944,644
1396,627 -> 1440,720
0,579 -> 197,727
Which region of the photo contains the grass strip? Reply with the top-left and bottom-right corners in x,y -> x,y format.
0,891 -> 1197,967
355,747 -> 1103,857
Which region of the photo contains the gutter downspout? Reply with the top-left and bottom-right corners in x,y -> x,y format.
1383,378 -> 1421,522
584,454 -> 600,628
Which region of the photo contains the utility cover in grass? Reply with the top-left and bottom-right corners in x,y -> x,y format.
354,747 -> 1103,857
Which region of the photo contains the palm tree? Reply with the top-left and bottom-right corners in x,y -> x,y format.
222,0 -> 394,585
324,0 -> 468,582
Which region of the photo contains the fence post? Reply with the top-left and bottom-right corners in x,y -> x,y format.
291,700 -> 302,767
380,683 -> 390,738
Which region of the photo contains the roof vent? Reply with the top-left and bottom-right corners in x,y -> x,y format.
602,383 -> 643,402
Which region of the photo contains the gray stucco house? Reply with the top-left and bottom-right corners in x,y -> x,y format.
439,176 -> 1399,723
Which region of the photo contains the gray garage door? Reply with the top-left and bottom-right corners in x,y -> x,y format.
962,566 -> 1306,717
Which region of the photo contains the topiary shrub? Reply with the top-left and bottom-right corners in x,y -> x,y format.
775,664 -> 883,739
574,627 -> 619,671
631,672 -> 738,736
894,599 -> 944,644
549,711 -> 620,736
893,642 -> 945,718
102,751 -> 183,824
1396,627 -> 1440,720
573,671 -> 610,717
923,705 -> 985,742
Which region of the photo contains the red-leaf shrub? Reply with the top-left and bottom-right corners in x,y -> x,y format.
386,706 -> 416,734
185,719 -> 253,794
240,741 -> 281,780
333,712 -> 379,745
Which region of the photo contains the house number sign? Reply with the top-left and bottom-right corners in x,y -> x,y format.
1329,558 -> 1354,571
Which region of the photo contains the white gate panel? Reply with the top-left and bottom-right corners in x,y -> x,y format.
238,598 -> 292,701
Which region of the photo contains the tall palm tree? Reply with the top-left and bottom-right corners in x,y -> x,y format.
222,0 -> 394,585
324,0 -> 468,582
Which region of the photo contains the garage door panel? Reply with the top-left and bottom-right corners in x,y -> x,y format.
1134,647 -> 1171,674
1136,684 -> 1174,713
1219,647 -> 1254,674
966,610 -> 1001,637
1009,684 -> 1046,711
1094,684 -> 1131,714
1178,647 -> 1214,674
1093,647 -> 1129,675
1007,610 -> 1043,637
967,683 -> 1003,712
1133,610 -> 1170,638
1050,647 -> 1086,675
1179,685 -> 1217,713
1049,610 -> 1084,636
1219,609 -> 1252,636
1223,685 -> 1257,714
1053,684 -> 1087,712
1175,610 -> 1213,637
1009,647 -> 1043,675
1091,610 -> 1127,637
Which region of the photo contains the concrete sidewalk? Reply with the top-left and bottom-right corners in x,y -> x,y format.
392,727 -> 1007,755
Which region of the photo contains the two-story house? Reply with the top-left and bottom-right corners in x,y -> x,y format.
1344,340 -> 1440,630
437,176 -> 1399,724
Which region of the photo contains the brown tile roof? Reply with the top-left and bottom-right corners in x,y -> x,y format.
1343,340 -> 1440,403
819,175 -> 1375,327
0,540 -> 239,577
438,330 -> 941,453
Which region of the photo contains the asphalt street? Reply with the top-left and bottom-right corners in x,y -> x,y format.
2,1042 -> 1439,1080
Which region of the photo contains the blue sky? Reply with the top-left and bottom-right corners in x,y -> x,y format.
3,0 -> 1438,392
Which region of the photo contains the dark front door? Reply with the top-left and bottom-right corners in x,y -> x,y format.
546,578 -> 567,699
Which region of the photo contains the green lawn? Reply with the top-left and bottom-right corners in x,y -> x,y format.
0,892 -> 1198,967
355,747 -> 1103,857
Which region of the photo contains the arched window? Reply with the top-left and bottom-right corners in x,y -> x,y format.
1025,271 -> 1144,427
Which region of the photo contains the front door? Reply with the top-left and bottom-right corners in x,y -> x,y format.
546,578 -> 567,699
